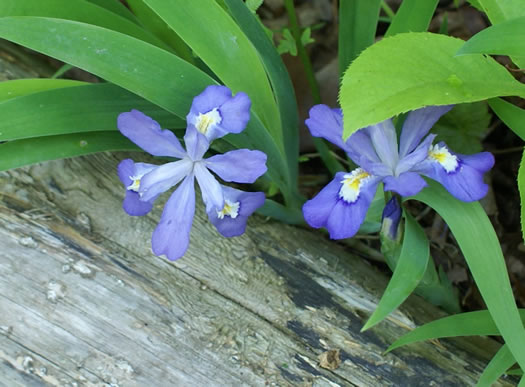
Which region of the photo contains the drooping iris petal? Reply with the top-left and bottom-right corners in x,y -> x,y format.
303,171 -> 381,239
117,159 -> 157,216
366,120 -> 399,172
398,105 -> 453,157
395,134 -> 436,175
194,162 -> 223,211
345,129 -> 382,168
305,105 -> 351,152
184,125 -> 210,161
383,172 -> 427,197
206,149 -> 267,183
151,175 -> 196,261
118,110 -> 186,158
139,158 -> 193,202
186,85 -> 251,141
417,149 -> 494,202
207,186 -> 265,237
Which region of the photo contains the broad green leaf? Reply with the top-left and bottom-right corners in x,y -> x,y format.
141,0 -> 283,146
257,198 -> 304,225
338,0 -> 381,75
477,0 -> 525,25
385,0 -> 438,37
224,0 -> 300,191
387,309 -> 525,352
86,0 -> 140,24
412,181 -> 525,371
0,83 -> 184,141
432,102 -> 491,153
0,17 -> 291,196
456,16 -> 525,58
0,78 -> 85,102
0,132 -> 139,171
488,98 -> 525,141
478,344 -> 515,387
362,212 -> 429,331
518,149 -> 525,241
340,32 -> 525,138
0,0 -> 170,51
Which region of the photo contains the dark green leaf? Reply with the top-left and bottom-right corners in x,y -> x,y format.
488,98 -> 525,141
478,344 -> 516,387
385,0 -> 438,37
0,78 -> 85,102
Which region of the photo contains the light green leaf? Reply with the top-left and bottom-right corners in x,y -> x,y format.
411,181 -> 525,371
0,132 -> 139,172
277,29 -> 297,56
385,0 -> 438,37
456,16 -> 525,58
340,32 -> 525,138
300,28 -> 314,47
245,0 -> 263,13
477,0 -> 525,25
488,98 -> 525,141
432,102 -> 491,153
141,0 -> 283,146
519,149 -> 525,242
362,212 -> 429,331
0,78 -> 85,102
478,344 -> 515,387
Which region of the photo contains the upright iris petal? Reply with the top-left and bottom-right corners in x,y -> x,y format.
303,104 -> 494,239
117,85 -> 266,260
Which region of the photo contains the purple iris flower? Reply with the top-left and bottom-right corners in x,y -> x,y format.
117,85 -> 267,260
303,104 -> 494,239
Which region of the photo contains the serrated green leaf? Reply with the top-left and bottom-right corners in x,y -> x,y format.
432,102 -> 491,153
0,132 -> 139,171
411,180 -> 525,371
385,0 -> 438,37
277,29 -> 297,56
478,344 -> 515,387
456,16 -> 525,58
362,212 -> 429,331
0,83 -> 184,141
300,28 -> 314,46
340,32 -> 525,138
488,98 -> 525,141
0,78 -> 85,102
519,149 -> 525,243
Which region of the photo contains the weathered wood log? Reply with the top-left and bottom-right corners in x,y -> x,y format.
0,53 -> 516,386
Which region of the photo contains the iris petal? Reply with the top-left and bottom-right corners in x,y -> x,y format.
305,105 -> 350,152
206,149 -> 267,183
117,159 -> 157,216
383,172 -> 427,196
194,162 -> 224,211
139,158 -> 193,202
184,125 -> 210,161
366,120 -> 399,171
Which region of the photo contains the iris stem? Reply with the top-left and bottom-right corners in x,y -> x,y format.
283,0 -> 345,175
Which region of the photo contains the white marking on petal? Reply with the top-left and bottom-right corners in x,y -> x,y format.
428,144 -> 458,173
216,199 -> 240,219
339,168 -> 371,203
127,175 -> 142,192
195,108 -> 222,135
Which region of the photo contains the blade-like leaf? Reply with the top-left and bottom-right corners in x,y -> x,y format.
362,211 -> 430,331
478,344 -> 515,387
456,16 -> 525,57
385,0 -> 438,37
488,98 -> 525,141
0,83 -> 184,141
141,0 -> 283,146
520,149 -> 525,243
412,181 -> 525,371
86,0 -> 140,24
0,78 -> 85,102
340,32 -> 525,138
0,132 -> 139,171
338,0 -> 381,75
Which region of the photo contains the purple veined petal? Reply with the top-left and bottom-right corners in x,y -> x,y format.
118,110 -> 186,158
416,148 -> 495,202
399,105 -> 453,157
151,174 -> 196,261
184,125 -> 210,161
383,172 -> 427,196
366,119 -> 399,172
207,185 -> 265,237
303,171 -> 381,239
395,134 -> 436,175
118,159 -> 157,216
305,105 -> 351,152
194,162 -> 223,211
206,149 -> 267,183
139,158 -> 193,202
345,129 -> 381,167
215,91 -> 251,139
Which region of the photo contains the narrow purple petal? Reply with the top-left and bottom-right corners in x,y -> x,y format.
417,150 -> 494,202
194,162 -> 223,211
139,158 -> 193,201
118,110 -> 186,158
345,129 -> 381,167
206,149 -> 267,183
305,105 -> 350,152
399,105 -> 453,157
395,134 -> 436,175
184,125 -> 210,161
366,119 -> 398,171
383,172 -> 427,196
207,186 -> 265,237
151,175 -> 195,260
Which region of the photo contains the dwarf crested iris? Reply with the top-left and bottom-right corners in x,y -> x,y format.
117,85 -> 267,260
303,105 -> 494,239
